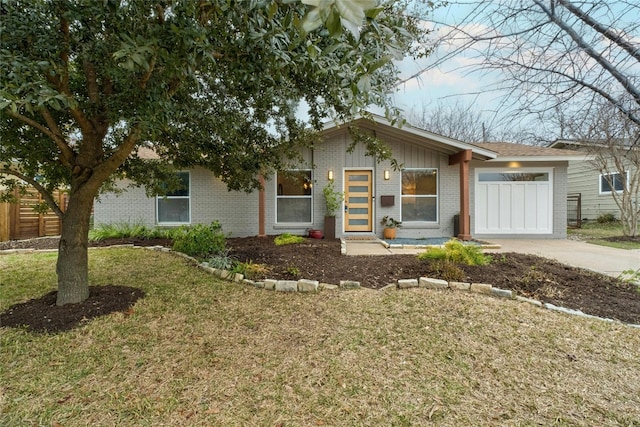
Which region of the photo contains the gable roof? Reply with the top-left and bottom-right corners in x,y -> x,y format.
473,142 -> 588,161
322,114 -> 498,160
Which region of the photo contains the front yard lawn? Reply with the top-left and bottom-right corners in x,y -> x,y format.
1,248 -> 640,426
569,220 -> 640,249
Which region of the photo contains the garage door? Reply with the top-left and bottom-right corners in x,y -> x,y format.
475,170 -> 553,234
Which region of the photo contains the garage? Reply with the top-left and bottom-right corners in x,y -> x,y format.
475,169 -> 553,234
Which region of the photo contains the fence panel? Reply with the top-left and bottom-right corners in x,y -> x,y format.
0,188 -> 65,241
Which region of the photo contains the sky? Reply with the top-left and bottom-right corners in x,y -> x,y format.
387,0 -> 640,142
389,2 -> 501,123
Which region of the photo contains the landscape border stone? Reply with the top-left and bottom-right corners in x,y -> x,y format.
2,244 -> 638,328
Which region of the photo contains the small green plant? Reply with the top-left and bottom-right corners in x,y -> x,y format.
286,265 -> 301,277
323,179 -> 344,216
207,248 -> 236,270
380,216 -> 402,228
274,233 -> 305,246
418,239 -> 490,266
232,261 -> 271,280
619,268 -> 640,285
431,259 -> 465,282
172,221 -> 226,260
596,213 -> 617,224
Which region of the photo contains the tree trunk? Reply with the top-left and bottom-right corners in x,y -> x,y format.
55,189 -> 94,306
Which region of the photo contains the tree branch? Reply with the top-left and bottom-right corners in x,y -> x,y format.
7,109 -> 75,167
557,0 -> 640,63
533,0 -> 640,108
0,168 -> 64,218
90,123 -> 143,188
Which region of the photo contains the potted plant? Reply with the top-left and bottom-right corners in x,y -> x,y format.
323,179 -> 344,240
380,216 -> 402,239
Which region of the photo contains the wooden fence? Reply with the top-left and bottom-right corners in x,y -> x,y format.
0,188 -> 66,242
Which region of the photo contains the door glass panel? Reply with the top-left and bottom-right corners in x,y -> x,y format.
349,208 -> 368,214
349,175 -> 369,181
349,186 -> 368,192
349,219 -> 369,225
349,197 -> 368,203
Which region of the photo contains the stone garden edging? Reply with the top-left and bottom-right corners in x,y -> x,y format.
2,244 -> 639,329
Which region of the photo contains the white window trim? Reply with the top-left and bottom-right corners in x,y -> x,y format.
400,168 -> 439,224
275,169 -> 314,225
599,171 -> 628,195
156,171 -> 191,225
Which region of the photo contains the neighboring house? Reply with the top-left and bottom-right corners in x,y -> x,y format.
549,139 -> 639,221
94,115 -> 584,240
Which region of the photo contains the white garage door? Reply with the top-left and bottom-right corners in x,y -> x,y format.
475,169 -> 553,234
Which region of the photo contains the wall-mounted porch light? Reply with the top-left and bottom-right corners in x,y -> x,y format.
328,170 -> 334,180
384,170 -> 390,180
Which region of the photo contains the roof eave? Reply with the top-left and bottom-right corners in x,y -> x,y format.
322,114 -> 498,160
486,155 -> 593,162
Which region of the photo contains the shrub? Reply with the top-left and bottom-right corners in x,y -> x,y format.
172,222 -> 226,260
431,259 -> 465,282
90,222 -> 178,241
89,221 -> 154,241
274,233 -> 305,246
417,239 -> 490,266
596,213 -> 617,223
232,261 -> 271,280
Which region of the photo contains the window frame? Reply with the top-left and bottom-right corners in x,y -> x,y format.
275,169 -> 314,225
156,171 -> 191,225
599,171 -> 628,195
400,168 -> 439,224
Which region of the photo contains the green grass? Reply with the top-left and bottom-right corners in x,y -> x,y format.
568,221 -> 640,249
2,249 -> 640,426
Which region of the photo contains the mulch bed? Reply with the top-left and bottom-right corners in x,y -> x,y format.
1,235 -> 639,333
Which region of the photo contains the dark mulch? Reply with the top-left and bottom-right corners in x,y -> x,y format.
226,236 -> 640,325
0,285 -> 145,334
1,235 -> 639,333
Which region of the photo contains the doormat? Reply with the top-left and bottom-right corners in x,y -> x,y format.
343,235 -> 379,241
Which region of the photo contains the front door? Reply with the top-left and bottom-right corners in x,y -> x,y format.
344,170 -> 373,232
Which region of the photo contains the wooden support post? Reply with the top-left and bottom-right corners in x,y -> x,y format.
258,174 -> 266,237
449,150 -> 472,241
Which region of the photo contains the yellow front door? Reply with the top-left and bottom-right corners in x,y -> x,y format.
344,170 -> 373,232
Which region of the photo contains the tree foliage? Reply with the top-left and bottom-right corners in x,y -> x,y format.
0,0 -> 431,304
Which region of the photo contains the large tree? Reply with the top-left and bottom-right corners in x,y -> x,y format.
424,0 -> 640,134
0,0 -> 430,305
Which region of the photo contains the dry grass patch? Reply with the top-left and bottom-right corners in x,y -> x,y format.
1,248 -> 640,426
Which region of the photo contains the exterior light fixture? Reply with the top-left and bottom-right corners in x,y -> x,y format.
328,170 -> 334,180
384,170 -> 390,180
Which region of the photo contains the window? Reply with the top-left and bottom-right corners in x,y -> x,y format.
276,170 -> 312,223
157,171 -> 190,224
478,172 -> 549,182
599,172 -> 627,194
401,169 -> 438,222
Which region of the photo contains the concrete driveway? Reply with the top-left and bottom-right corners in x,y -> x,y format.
485,239 -> 639,279
344,238 -> 639,279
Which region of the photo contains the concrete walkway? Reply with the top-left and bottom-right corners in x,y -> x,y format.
344,238 -> 639,279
